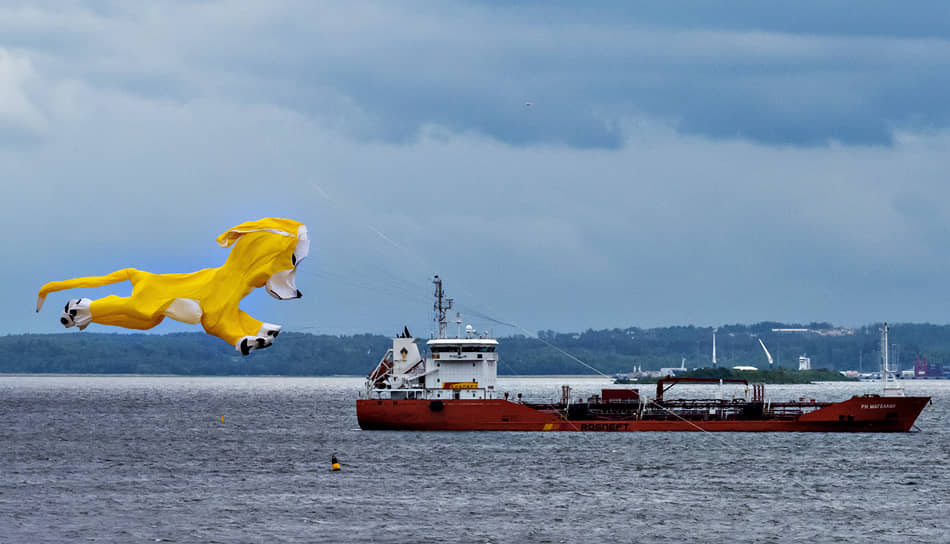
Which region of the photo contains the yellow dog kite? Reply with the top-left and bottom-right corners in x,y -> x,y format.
36,218 -> 309,355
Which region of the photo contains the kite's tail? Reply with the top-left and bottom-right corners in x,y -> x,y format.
36,268 -> 137,312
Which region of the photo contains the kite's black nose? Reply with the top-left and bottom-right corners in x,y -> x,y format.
60,317 -> 68,325
296,289 -> 303,298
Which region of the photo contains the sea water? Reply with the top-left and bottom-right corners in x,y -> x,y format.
1,376 -> 947,543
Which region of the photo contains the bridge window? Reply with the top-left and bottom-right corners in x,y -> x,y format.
430,345 -> 495,353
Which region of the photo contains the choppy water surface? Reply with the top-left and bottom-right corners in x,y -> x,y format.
1,376 -> 947,543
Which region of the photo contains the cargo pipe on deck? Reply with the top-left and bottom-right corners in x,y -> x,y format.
656,377 -> 749,402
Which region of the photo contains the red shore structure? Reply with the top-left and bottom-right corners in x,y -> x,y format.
356,278 -> 930,433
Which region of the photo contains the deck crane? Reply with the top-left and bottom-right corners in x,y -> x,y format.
758,338 -> 774,369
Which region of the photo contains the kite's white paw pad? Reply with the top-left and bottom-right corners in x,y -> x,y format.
60,298 -> 92,330
237,324 -> 281,356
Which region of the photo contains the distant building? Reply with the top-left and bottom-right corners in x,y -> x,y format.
798,355 -> 811,371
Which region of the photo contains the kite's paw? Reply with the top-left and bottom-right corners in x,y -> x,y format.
259,322 -> 282,339
236,324 -> 282,355
60,298 -> 92,330
238,336 -> 268,355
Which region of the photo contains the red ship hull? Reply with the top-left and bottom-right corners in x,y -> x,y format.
357,395 -> 930,432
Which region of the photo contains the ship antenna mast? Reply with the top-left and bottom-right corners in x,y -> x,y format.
881,322 -> 888,384
433,275 -> 453,339
880,321 -> 904,397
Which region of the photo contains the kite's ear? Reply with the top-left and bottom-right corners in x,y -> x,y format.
216,223 -> 253,248
215,218 -> 302,248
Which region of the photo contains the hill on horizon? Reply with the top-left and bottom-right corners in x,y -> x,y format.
2,321 -> 948,376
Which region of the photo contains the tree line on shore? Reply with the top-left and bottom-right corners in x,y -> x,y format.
2,322 -> 948,376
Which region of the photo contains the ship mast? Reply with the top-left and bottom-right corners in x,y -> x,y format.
433,275 -> 453,339
881,322 -> 888,382
881,322 -> 904,397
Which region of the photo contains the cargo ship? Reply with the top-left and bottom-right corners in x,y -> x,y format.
356,277 -> 930,432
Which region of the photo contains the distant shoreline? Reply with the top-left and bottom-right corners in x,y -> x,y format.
5,325 -> 948,376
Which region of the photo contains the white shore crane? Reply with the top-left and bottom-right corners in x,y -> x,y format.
712,328 -> 718,368
758,338 -> 774,369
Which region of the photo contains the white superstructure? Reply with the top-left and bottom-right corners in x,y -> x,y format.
362,276 -> 500,401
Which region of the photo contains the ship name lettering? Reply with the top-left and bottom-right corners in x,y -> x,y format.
579,423 -> 629,432
859,403 -> 897,410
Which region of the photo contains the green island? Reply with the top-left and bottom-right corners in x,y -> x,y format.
619,367 -> 856,385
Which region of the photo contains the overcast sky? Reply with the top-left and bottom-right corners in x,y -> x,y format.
4,1 -> 950,339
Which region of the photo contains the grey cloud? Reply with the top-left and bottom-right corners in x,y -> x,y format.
0,49 -> 48,145
497,1 -> 950,40
7,2 -> 950,149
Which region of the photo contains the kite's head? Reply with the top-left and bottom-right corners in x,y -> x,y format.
216,218 -> 310,300
264,224 -> 309,300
